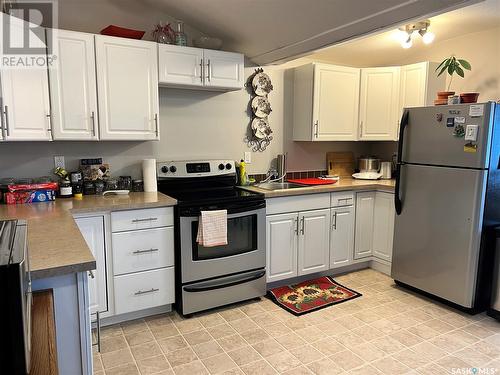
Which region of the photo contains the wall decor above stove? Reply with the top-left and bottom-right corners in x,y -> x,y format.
245,68 -> 274,152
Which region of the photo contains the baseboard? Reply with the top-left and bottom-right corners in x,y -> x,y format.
99,305 -> 172,327
370,258 -> 392,276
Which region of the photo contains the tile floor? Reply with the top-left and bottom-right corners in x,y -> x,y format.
93,269 -> 500,374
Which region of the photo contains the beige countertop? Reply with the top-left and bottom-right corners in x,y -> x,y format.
0,192 -> 177,280
240,178 -> 395,198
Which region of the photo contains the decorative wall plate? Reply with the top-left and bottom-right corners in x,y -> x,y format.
252,72 -> 273,96
252,118 -> 272,139
251,96 -> 272,118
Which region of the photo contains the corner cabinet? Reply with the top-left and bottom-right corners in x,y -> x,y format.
359,67 -> 400,141
95,35 -> 159,140
158,44 -> 244,91
354,192 -> 376,259
372,192 -> 395,262
293,63 -> 360,141
48,29 -> 99,140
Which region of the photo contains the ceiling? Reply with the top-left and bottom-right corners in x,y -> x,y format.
142,0 -> 482,64
308,0 -> 500,67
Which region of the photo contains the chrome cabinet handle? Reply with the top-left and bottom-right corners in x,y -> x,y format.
88,270 -> 95,279
0,102 -> 4,139
154,113 -> 159,137
206,59 -> 211,82
132,248 -> 159,255
294,217 -> 299,234
90,111 -> 96,136
199,59 -> 204,83
332,212 -> 337,230
314,120 -> 318,138
4,106 -> 10,136
134,288 -> 159,296
300,216 -> 305,235
131,217 -> 158,223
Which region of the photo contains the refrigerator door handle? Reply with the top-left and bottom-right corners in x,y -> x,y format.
395,109 -> 409,215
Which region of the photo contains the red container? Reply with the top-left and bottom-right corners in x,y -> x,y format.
100,25 -> 145,40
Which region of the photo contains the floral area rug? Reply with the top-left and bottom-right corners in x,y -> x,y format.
267,276 -> 362,316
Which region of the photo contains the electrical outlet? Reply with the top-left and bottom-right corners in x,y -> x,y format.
244,152 -> 252,164
54,155 -> 65,169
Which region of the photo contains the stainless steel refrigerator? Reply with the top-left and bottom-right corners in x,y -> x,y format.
392,102 -> 500,312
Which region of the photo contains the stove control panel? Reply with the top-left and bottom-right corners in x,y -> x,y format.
157,160 -> 236,178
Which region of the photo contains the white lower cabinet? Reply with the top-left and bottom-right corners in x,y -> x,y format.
266,213 -> 298,283
298,209 -> 330,276
266,207 -> 330,282
330,205 -> 355,268
373,192 -> 395,262
354,192 -> 376,259
114,267 -> 175,315
75,216 -> 108,314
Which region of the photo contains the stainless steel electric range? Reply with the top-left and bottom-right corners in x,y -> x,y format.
157,160 -> 266,316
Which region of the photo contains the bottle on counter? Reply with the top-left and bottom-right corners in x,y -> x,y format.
59,178 -> 73,198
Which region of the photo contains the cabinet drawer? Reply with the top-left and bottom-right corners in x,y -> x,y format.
114,267 -> 174,315
112,227 -> 174,275
111,207 -> 173,232
331,192 -> 354,207
266,193 -> 330,215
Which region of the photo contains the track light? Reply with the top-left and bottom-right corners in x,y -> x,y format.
397,20 -> 434,48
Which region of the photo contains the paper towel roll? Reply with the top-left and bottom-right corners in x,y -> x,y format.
142,159 -> 157,192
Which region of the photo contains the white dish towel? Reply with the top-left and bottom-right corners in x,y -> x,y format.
196,210 -> 228,247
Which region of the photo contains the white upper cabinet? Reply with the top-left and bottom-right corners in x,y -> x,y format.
293,63 -> 360,141
202,49 -> 244,90
48,29 -> 98,140
400,62 -> 444,110
372,192 -> 395,262
1,67 -> 52,141
359,67 -> 400,141
298,209 -> 330,276
95,35 -> 159,140
158,44 -> 204,87
158,46 -> 244,91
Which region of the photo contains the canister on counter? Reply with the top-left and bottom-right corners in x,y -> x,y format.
132,179 -> 144,192
118,176 -> 132,190
94,180 -> 105,195
83,181 -> 95,195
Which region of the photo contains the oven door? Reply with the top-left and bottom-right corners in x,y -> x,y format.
179,201 -> 266,283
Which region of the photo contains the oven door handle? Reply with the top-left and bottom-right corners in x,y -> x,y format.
183,270 -> 266,293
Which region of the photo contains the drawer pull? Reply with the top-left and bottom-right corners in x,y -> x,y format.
132,248 -> 159,255
134,288 -> 159,296
131,217 -> 158,223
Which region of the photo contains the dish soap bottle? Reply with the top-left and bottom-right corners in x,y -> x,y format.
174,20 -> 187,46
238,160 -> 248,186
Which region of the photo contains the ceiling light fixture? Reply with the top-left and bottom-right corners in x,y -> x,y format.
397,20 -> 434,48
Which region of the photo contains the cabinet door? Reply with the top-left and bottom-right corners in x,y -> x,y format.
48,30 -> 98,140
359,67 -> 400,140
354,192 -> 375,259
298,209 -> 330,276
75,216 -> 107,314
330,206 -> 355,268
266,213 -> 298,282
373,192 -> 395,262
203,50 -> 244,90
313,64 -> 360,141
95,35 -> 159,140
1,23 -> 51,142
399,62 -> 428,111
158,44 -> 204,86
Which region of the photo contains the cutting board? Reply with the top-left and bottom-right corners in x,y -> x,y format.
288,178 -> 337,186
327,152 -> 355,177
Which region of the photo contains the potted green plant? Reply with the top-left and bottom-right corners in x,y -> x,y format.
435,56 -> 479,104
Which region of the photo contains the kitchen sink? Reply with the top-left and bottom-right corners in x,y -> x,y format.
256,182 -> 306,190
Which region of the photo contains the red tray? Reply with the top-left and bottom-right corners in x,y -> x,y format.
100,25 -> 145,39
287,178 -> 337,186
